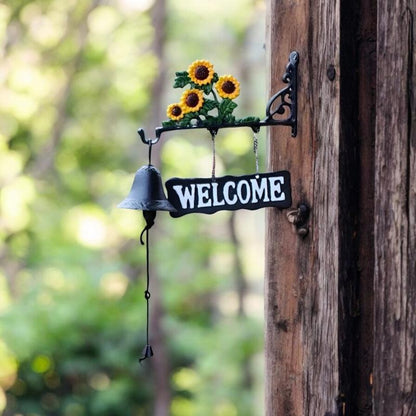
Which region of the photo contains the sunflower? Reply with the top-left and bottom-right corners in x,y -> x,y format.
166,103 -> 185,121
180,89 -> 204,113
215,75 -> 240,99
188,60 -> 214,85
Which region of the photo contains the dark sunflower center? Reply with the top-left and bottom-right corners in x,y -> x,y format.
195,65 -> 209,80
171,106 -> 182,116
186,93 -> 199,107
222,80 -> 236,94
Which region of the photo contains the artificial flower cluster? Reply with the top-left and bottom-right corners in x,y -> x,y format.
164,60 -> 243,128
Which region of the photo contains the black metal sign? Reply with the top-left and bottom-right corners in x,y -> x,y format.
166,171 -> 291,218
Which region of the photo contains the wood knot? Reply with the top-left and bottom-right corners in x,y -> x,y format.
276,319 -> 289,332
327,64 -> 336,81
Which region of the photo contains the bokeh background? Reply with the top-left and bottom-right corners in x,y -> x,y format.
0,0 -> 267,414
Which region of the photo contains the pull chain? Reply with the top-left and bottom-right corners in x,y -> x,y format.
139,211 -> 156,363
211,132 -> 216,180
253,133 -> 259,174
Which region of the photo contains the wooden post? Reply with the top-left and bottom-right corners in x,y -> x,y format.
265,0 -> 416,415
265,1 -> 340,414
373,0 -> 416,414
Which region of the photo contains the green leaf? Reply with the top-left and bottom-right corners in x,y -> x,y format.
201,83 -> 213,94
202,99 -> 217,112
199,99 -> 218,120
219,99 -> 238,118
222,114 -> 236,124
186,82 -> 213,94
162,120 -> 178,127
204,116 -> 220,127
174,71 -> 191,88
236,116 -> 261,124
178,112 -> 198,127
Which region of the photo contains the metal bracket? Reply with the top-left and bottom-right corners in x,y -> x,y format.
138,51 -> 299,145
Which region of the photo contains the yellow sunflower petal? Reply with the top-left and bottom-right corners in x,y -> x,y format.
215,75 -> 240,100
167,103 -> 185,121
188,60 -> 214,85
180,89 -> 204,113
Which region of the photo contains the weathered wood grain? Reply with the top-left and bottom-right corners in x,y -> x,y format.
266,1 -> 416,414
374,0 -> 416,414
265,1 -> 340,414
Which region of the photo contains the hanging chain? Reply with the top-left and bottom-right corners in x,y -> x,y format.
253,133 -> 259,174
211,131 -> 217,180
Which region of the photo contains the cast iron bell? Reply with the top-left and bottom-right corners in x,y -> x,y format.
118,164 -> 175,363
118,164 -> 176,212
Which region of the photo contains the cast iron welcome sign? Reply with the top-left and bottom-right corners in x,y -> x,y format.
166,171 -> 291,217
117,53 -> 299,363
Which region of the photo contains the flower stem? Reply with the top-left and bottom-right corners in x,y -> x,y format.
211,89 -> 220,105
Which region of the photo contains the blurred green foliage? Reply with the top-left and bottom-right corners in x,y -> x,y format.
0,0 -> 266,414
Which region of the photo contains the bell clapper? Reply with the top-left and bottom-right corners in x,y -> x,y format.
140,210 -> 156,245
139,223 -> 154,363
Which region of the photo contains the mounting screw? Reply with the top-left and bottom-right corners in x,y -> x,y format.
286,203 -> 310,237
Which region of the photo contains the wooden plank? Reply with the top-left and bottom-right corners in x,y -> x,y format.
374,0 -> 416,414
265,1 -> 340,414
